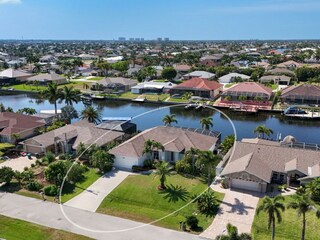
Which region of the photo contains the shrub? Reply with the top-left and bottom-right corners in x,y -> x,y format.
196,191 -> 217,216
89,149 -> 114,173
44,185 -> 58,196
58,154 -> 66,160
27,181 -> 43,191
42,152 -> 55,164
31,163 -> 35,168
23,167 -> 29,171
143,159 -> 153,168
175,159 -> 192,174
44,161 -> 67,186
35,159 -> 41,166
0,166 -> 14,185
185,215 -> 199,230
132,165 -> 145,172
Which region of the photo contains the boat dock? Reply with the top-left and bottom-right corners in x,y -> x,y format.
284,111 -> 320,119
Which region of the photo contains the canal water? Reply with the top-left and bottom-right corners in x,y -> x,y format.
1,93 -> 320,144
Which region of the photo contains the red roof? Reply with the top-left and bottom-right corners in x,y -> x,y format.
225,82 -> 273,95
174,77 -> 222,91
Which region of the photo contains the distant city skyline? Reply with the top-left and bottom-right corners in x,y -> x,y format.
0,0 -> 320,40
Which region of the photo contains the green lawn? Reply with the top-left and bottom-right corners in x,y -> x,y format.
225,83 -> 236,88
87,77 -> 104,81
0,215 -> 91,240
252,196 -> 320,240
3,82 -> 86,92
168,97 -> 188,103
118,92 -> 169,101
97,173 -> 224,233
60,168 -> 102,203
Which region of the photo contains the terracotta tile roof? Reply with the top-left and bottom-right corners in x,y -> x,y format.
109,126 -> 219,158
224,82 -> 272,95
0,112 -> 46,136
173,78 -> 222,91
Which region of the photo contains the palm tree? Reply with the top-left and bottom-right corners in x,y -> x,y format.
80,106 -> 102,124
182,92 -> 193,101
61,86 -> 80,106
287,194 -> 320,240
257,195 -> 285,240
305,178 -> 320,202
11,133 -> 21,146
200,117 -> 213,130
254,125 -> 273,139
195,151 -> 221,186
142,140 -> 164,160
185,147 -> 200,175
162,114 -> 178,126
154,161 -> 173,189
82,82 -> 90,90
42,83 -> 63,114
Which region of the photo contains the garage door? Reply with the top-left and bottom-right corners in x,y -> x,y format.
231,179 -> 261,192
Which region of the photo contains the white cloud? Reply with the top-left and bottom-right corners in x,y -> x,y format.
0,0 -> 21,4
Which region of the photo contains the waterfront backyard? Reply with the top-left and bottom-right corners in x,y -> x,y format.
97,173 -> 224,233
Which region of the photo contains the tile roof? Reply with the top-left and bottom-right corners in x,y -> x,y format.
22,120 -> 124,149
173,77 -> 222,91
0,68 -> 32,78
27,73 -> 66,81
109,126 -> 219,158
281,84 -> 320,98
0,112 -> 46,136
224,82 -> 273,95
221,139 -> 320,183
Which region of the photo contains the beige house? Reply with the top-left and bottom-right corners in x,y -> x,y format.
27,73 -> 67,85
0,112 -> 46,144
109,126 -> 220,170
219,138 -> 320,193
21,120 -> 124,155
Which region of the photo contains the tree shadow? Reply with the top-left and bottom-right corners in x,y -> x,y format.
223,198 -> 254,215
158,184 -> 190,203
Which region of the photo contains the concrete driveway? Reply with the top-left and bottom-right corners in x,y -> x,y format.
64,169 -> 131,212
0,156 -> 35,172
200,185 -> 261,239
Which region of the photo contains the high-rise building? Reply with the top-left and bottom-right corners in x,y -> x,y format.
129,38 -> 134,41
118,37 -> 126,41
157,37 -> 162,41
164,37 -> 169,41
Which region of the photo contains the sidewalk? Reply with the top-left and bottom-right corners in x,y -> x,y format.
0,192 -> 199,240
64,169 -> 131,212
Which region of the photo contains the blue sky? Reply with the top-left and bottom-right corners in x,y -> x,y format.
0,0 -> 319,40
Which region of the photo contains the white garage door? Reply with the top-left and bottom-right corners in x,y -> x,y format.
113,156 -> 138,170
231,179 -> 261,192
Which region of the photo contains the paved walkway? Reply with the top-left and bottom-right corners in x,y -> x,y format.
0,156 -> 35,172
200,184 -> 261,239
0,192 -> 198,240
64,169 -> 131,212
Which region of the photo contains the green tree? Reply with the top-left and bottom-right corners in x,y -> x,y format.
42,83 -> 63,114
254,125 -> 273,139
80,106 -> 102,124
61,105 -> 79,124
61,86 -> 80,106
162,114 -> 178,126
195,151 -> 221,186
96,61 -> 111,76
11,133 -> 21,146
44,161 -> 67,186
305,178 -> 320,203
287,194 -> 320,240
220,135 -> 235,155
65,161 -> 87,183
17,107 -> 37,115
142,140 -> 164,160
195,191 -> 217,216
257,195 -> 285,240
161,67 -> 177,80
89,149 -> 114,173
111,61 -> 129,75
182,92 -> 193,101
154,161 -> 173,189
200,117 -> 213,130
0,166 -> 14,185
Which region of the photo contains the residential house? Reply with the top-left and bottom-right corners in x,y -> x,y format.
277,60 -> 301,70
78,54 -> 98,60
21,120 -> 125,155
0,112 -> 46,144
221,82 -> 273,101
267,68 -> 295,76
199,55 -> 223,67
0,68 -> 33,82
92,77 -> 138,92
219,138 -> 320,193
218,73 -> 251,84
109,126 -> 220,169
183,71 -> 216,80
259,75 -> 291,86
27,73 -> 67,85
170,77 -> 223,99
173,64 -> 191,75
131,81 -> 176,94
280,84 -> 320,105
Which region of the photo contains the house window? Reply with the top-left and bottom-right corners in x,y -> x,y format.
279,174 -> 285,183
272,173 -> 278,180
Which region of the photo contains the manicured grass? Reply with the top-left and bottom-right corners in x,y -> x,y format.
118,92 -> 139,99
87,77 -> 104,81
225,83 -> 236,88
60,168 -> 102,203
0,215 -> 91,240
252,196 -> 320,240
168,97 -> 188,103
3,84 -> 48,92
97,173 -> 224,233
118,92 -> 170,101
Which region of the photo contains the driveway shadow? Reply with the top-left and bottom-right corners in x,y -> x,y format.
222,198 -> 254,215
158,184 -> 190,203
